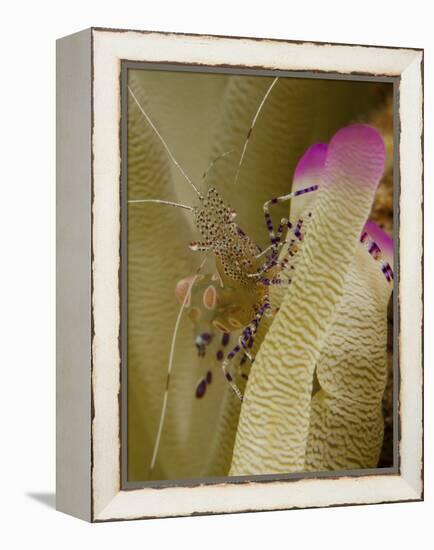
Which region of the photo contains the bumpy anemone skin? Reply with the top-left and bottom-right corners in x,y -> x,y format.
230,125 -> 386,476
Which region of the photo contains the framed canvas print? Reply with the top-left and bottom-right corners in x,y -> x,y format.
56,27 -> 423,522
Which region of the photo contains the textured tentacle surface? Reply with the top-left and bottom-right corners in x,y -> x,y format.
230,125 -> 386,476
305,233 -> 393,471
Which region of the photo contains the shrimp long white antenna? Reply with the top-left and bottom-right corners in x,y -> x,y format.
233,77 -> 279,185
149,256 -> 208,476
128,85 -> 203,199
201,149 -> 234,183
128,198 -> 195,212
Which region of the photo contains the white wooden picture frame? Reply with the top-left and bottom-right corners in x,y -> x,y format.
56,27 -> 423,522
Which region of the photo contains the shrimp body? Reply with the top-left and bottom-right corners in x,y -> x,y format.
188,187 -> 270,331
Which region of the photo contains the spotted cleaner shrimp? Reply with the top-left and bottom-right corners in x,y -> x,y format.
128,78 -> 318,394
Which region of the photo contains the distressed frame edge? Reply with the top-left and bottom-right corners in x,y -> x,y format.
95,476 -> 421,523
90,29 -> 423,522
396,51 -> 424,500
56,28 -> 93,522
91,25 -> 424,54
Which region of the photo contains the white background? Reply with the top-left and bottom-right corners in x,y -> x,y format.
1,0 -> 431,547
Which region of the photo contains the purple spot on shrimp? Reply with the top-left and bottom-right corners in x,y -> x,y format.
369,242 -> 381,257
382,263 -> 394,282
225,372 -> 233,382
221,332 -> 230,347
294,184 -> 319,196
206,370 -> 212,384
241,373 -> 249,380
228,345 -> 240,360
216,349 -> 224,361
363,220 -> 393,266
195,379 -> 206,398
240,355 -> 247,366
271,198 -> 278,204
360,231 -> 368,243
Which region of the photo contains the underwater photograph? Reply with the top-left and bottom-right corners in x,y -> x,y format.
124,67 -> 395,483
